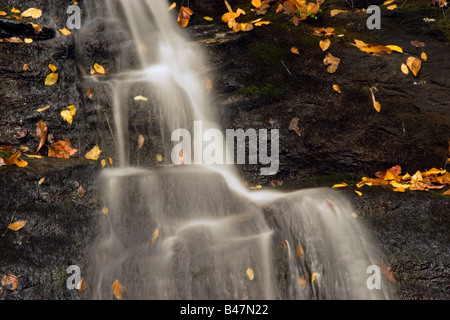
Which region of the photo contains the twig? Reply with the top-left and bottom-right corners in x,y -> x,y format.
2,206 -> 18,237
103,108 -> 119,154
281,60 -> 292,75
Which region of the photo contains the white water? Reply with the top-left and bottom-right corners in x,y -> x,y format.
82,0 -> 393,299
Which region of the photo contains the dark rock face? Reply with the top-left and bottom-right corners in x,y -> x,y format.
0,0 -> 449,300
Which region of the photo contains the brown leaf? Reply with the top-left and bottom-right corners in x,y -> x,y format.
36,120 -> 48,154
77,277 -> 87,293
177,6 -> 194,28
296,242 -> 304,258
77,184 -> 86,197
86,88 -> 94,100
406,56 -> 422,77
323,52 -> 340,73
2,274 -> 19,291
48,141 -> 78,159
376,260 -> 397,283
280,240 -> 288,250
319,39 -> 330,52
410,40 -> 425,48
288,117 -> 301,136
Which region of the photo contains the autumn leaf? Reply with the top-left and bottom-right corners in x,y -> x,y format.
369,86 -> 381,112
280,240 -> 288,250
177,6 -> 194,28
93,63 -> 105,75
406,56 -> 421,77
37,105 -> 50,112
410,40 -> 425,48
77,278 -> 87,293
24,38 -> 33,44
421,52 -> 427,61
150,229 -> 159,244
156,154 -> 163,162
311,272 -> 320,283
59,27 -> 71,36
8,220 -> 27,231
111,280 -> 127,300
330,9 -> 349,17
21,8 -> 42,19
387,4 -> 397,10
332,182 -> 348,188
288,117 -> 301,136
2,274 -> 19,291
312,27 -> 335,37
376,260 -> 397,283
36,120 -> 48,153
246,268 -> 254,280
323,52 -> 340,73
5,37 -> 23,43
319,39 -> 330,52
134,95 -> 148,101
168,2 -> 177,11
254,20 -> 270,27
252,0 -> 262,7
355,190 -> 363,196
11,8 -> 21,13
401,63 -> 409,74
61,105 -> 76,125
385,45 -> 403,53
290,46 -> 299,55
352,39 -> 393,56
138,135 -> 145,149
48,64 -> 57,72
48,141 -> 78,159
296,242 -> 304,258
332,84 -> 341,93
85,144 -> 102,160
45,72 -> 58,86
86,88 -> 94,100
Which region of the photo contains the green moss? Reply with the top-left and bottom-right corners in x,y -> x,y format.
237,83 -> 289,100
0,150 -> 13,160
248,40 -> 286,67
437,17 -> 450,41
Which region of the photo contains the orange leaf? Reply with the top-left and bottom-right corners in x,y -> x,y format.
150,228 -> 159,244
406,56 -> 421,77
319,39 -> 330,52
296,242 -> 304,258
330,9 -> 349,17
332,84 -> 341,93
77,277 -> 87,293
111,280 -> 127,300
290,46 -> 299,55
323,52 -> 340,73
8,220 -> 27,231
48,141 -> 78,159
376,260 -> 397,283
177,6 -> 193,28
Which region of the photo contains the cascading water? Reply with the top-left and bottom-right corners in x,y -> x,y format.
80,0 -> 393,299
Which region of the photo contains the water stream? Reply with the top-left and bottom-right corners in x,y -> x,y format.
81,0 -> 393,300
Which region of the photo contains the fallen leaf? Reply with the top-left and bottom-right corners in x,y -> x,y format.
319,39 -> 330,52
385,45 -> 403,53
373,101 -> 381,112
86,88 -> 94,100
297,277 -> 307,289
150,229 -> 159,244
421,52 -> 427,61
93,63 -> 105,75
376,260 -> 397,283
246,268 -> 254,280
37,105 -> 50,112
11,8 -> 21,13
85,144 -> 102,160
59,27 -> 71,36
102,207 -> 109,215
254,21 -> 270,27
288,117 -> 301,136
45,72 -> 58,86
311,272 -> 320,283
332,84 -> 341,93
168,2 -> 177,11
77,277 -> 87,293
8,220 -> 27,231
406,56 -> 421,77
22,64 -> 29,71
36,120 -> 48,153
21,8 -> 42,19
177,6 -> 194,28
352,39 -> 392,56
61,105 -> 76,125
156,154 -> 163,162
290,46 -> 299,55
48,64 -> 57,72
0,11 -> 7,16
251,0 -> 262,7
48,141 -> 78,159
134,95 -> 148,101
203,16 -> 213,21
323,52 -> 340,73
355,190 -> 362,196
330,9 -> 349,17
77,184 -> 86,197
410,40 -> 425,48
39,177 -> 45,185
296,242 -> 304,258
205,77 -> 213,91
443,189 -> 450,195
382,0 -> 395,5
111,280 -> 127,300
2,274 -> 19,291
138,135 -> 145,149
332,182 -> 348,188
280,240 -> 288,250
24,38 -> 33,44
401,63 -> 409,74
387,4 -> 397,10
312,27 -> 335,37
5,37 -> 23,43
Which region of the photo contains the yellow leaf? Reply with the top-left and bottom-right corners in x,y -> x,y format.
393,187 -> 405,192
101,159 -> 106,167
150,229 -> 159,244
203,16 -> 213,21
373,101 -> 381,112
39,177 -> 45,185
406,56 -> 422,77
330,9 -> 349,17
332,84 -> 341,93
24,38 -> 33,44
134,95 -> 148,101
37,105 -> 50,112
48,64 -> 57,72
383,0 -> 395,5
319,39 -> 330,52
387,4 -> 397,10
14,158 -> 28,167
21,8 -> 42,19
45,72 -> 58,86
0,11 -> 7,16
332,182 -> 348,188
385,45 -> 403,53
93,63 -> 105,75
2,274 -> 19,291
254,21 -> 271,26
8,220 -> 27,231
246,268 -> 254,280
59,27 -> 71,36
61,105 -> 76,125
355,190 -> 362,196
156,154 -> 163,162
11,8 -> 21,13
168,2 -> 177,10
421,52 -> 427,61
224,0 -> 233,13
26,154 -> 43,159
401,63 -> 409,74
85,144 -> 102,160
311,272 -> 320,283
252,0 -> 262,8
102,207 -> 109,215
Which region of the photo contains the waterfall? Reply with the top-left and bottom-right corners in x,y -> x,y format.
79,0 -> 393,300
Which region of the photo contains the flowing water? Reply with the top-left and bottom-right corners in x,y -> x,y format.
80,0 -> 393,299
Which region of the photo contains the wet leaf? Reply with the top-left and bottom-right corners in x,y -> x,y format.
352,39 -> 392,56
332,182 -> 348,188
410,40 -> 425,48
6,37 -> 23,43
254,20 -> 270,27
77,277 -> 87,293
156,154 -> 163,162
385,45 -> 403,53
36,120 -> 48,153
111,280 -> 126,300
38,177 -> 45,185
373,101 -> 381,112
330,9 -> 349,17
387,4 -> 397,10
59,27 -> 71,36
24,38 -> 33,44
93,63 -> 105,75
11,8 -> 21,13
382,0 -> 395,5
0,11 -> 6,16
312,27 -> 335,37
323,52 -> 340,73
2,274 -> 19,291
251,0 -> 262,7
290,46 -> 299,55
61,105 -> 76,125
150,229 -> 159,244
246,268 -> 254,280
406,56 -> 421,77
21,8 -> 42,19
138,135 -> 145,149
355,190 -> 362,196
296,242 -> 304,258
134,95 -> 148,101
37,105 -> 50,112
168,2 -> 177,11
319,39 -> 330,52
376,260 -> 397,283
48,64 -> 57,72
86,88 -> 94,100
45,72 -> 58,86
22,63 -> 29,71
177,6 -> 194,28
203,16 -> 213,21
85,144 -> 102,160
401,63 -> 409,74
48,141 -> 78,159
332,84 -> 341,93
311,272 -> 320,283
8,220 -> 27,231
